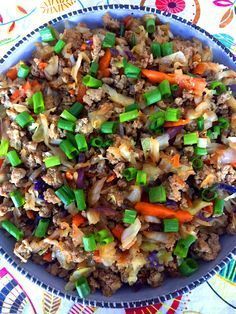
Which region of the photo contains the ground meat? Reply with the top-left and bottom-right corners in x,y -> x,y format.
39,205 -> 53,218
42,168 -> 64,188
0,182 -> 14,197
114,75 -> 128,90
194,164 -> 217,188
92,268 -> 122,297
20,150 -> 43,168
75,118 -> 93,135
166,174 -> 188,202
44,188 -> 61,204
165,260 -> 180,277
0,201 -> 13,217
7,124 -> 25,150
113,162 -> 125,178
62,29 -> 82,49
216,165 -> 236,185
91,34 -> 102,61
192,233 -> 221,261
103,12 -> 120,31
23,141 -> 38,153
129,79 -> 145,95
10,168 -> 26,185
147,270 -> 164,287
227,213 -> 236,234
14,240 -> 32,263
185,120 -> 197,132
83,88 -> 104,106
88,276 -> 100,293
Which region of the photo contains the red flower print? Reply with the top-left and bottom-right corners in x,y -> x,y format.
156,0 -> 186,14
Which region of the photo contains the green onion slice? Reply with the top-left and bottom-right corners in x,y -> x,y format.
44,156 -> 61,168
149,185 -> 166,203
143,88 -> 162,106
101,121 -> 118,134
102,32 -> 116,48
82,75 -> 102,88
55,185 -> 75,206
74,189 -> 87,211
32,91 -> 45,114
1,220 -> 24,240
179,258 -> 199,276
59,139 -> 78,160
7,150 -> 22,167
76,276 -> 91,298
163,218 -> 179,232
34,218 -> 50,238
54,39 -> 66,54
119,109 -> 139,123
10,190 -> 25,208
15,111 -> 34,128
0,139 -> 9,157
17,64 -> 30,79
123,209 -> 137,224
174,234 -> 197,258
151,42 -> 161,58
39,27 -> 56,42
75,134 -> 88,152
136,170 -> 147,185
83,234 -> 96,252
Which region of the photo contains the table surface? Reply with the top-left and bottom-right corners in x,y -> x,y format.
0,0 -> 235,313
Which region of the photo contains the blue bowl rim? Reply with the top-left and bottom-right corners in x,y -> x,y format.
0,4 -> 235,309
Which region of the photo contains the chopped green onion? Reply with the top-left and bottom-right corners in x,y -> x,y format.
136,170 -> 147,185
76,276 -> 91,298
102,139 -> 113,148
119,109 -> 139,123
82,75 -> 102,88
165,108 -> 181,122
197,137 -> 208,148
74,189 -> 86,211
207,127 -> 220,140
130,33 -> 136,48
123,167 -> 137,181
102,32 -> 116,48
32,91 -> 45,114
149,185 -> 166,203
60,110 -> 77,122
179,258 -> 199,276
161,42 -> 173,56
83,234 -> 96,252
7,150 -> 22,167
58,118 -> 75,132
143,88 -> 161,106
75,134 -> 88,152
184,132 -> 198,145
44,155 -> 61,168
39,27 -> 56,42
124,62 -> 141,79
0,139 -> 9,156
159,80 -> 171,99
95,229 -> 114,245
120,23 -> 125,37
34,218 -> 50,238
151,42 -> 161,58
59,139 -> 78,160
213,198 -> 225,216
149,111 -> 165,131
218,117 -> 230,130
10,190 -> 25,208
17,64 -> 30,79
69,102 -> 83,118
101,121 -> 118,134
194,146 -> 207,156
197,116 -> 204,131
54,39 -> 66,54
66,132 -> 77,146
192,157 -> 203,171
15,111 -> 34,128
89,61 -> 99,76
210,81 -> 227,95
146,18 -> 155,33
90,137 -> 103,148
201,187 -> 218,202
174,234 -> 196,258
123,209 -> 137,224
163,218 -> 179,232
1,220 -> 24,240
125,103 -> 139,112
55,185 -> 75,206
171,84 -> 179,92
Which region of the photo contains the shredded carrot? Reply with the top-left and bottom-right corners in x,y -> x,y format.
0,158 -> 4,168
111,224 -> 124,240
77,83 -> 87,103
106,173 -> 116,183
231,162 -> 236,168
193,62 -> 219,75
6,68 -> 17,80
69,89 -> 75,96
72,214 -> 86,227
141,69 -> 206,96
123,15 -> 133,27
31,80 -> 41,92
93,250 -> 102,263
134,202 -> 193,223
80,43 -> 87,51
43,251 -> 52,262
10,90 -> 21,101
22,81 -> 31,92
26,210 -> 35,220
98,49 -> 112,78
164,119 -> 190,127
66,171 -> 74,181
38,62 -> 48,70
203,204 -> 213,215
170,154 -> 180,168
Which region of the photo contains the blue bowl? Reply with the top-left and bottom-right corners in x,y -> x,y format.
0,4 -> 235,309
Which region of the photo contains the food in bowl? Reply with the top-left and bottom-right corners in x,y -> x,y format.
0,12 -> 235,298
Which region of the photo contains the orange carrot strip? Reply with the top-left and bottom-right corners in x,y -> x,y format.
22,81 -> 31,92
38,62 -> 48,70
6,68 -> 17,80
111,224 -> 124,240
10,90 -> 21,101
99,48 -> 112,71
134,202 -> 193,223
106,173 -> 116,183
141,69 -> 206,96
66,171 -> 74,181
93,250 -> 102,263
80,43 -> 87,51
203,204 -> 213,215
26,210 -> 35,220
77,83 -> 87,103
43,251 -> 52,262
170,154 -> 180,168
72,214 -> 86,227
164,119 -> 190,127
0,158 -> 4,168
193,62 -> 219,75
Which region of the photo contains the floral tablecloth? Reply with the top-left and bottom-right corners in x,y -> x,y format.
0,0 -> 235,313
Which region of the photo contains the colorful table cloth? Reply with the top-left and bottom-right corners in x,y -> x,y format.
0,1 -> 235,313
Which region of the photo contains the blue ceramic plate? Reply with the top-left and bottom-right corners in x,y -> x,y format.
0,4 -> 235,309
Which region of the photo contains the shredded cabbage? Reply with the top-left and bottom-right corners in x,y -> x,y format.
102,84 -> 134,106
121,218 -> 141,250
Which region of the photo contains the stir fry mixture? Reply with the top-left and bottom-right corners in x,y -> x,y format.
0,13 -> 235,297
